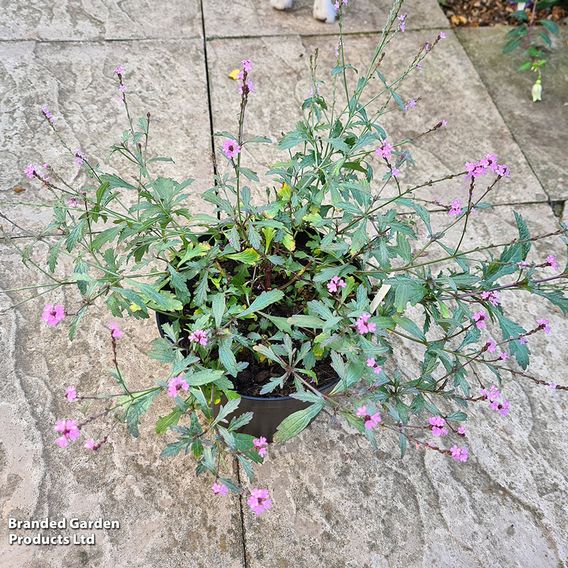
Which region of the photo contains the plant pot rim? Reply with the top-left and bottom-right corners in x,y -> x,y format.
154,311 -> 337,402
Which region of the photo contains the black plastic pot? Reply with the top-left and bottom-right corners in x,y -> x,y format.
155,312 -> 337,441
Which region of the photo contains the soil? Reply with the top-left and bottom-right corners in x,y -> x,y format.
440,0 -> 567,27
232,351 -> 337,398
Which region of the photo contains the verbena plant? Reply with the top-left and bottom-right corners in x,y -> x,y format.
2,0 -> 566,515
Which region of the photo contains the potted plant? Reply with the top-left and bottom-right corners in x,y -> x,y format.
4,0 -> 566,516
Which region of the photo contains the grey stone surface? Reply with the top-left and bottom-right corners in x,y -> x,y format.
0,0 -> 203,40
0,248 -> 245,567
0,39 -> 214,231
207,31 -> 548,205
202,0 -> 449,39
242,203 -> 568,567
457,27 -> 568,202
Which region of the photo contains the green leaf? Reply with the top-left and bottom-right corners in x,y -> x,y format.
287,315 -> 327,329
156,409 -> 183,434
539,19 -> 559,35
127,281 -> 183,312
125,390 -> 160,437
188,369 -> 225,386
514,211 -> 531,258
212,293 -> 226,327
273,402 -> 324,443
226,248 -> 261,266
238,290 -> 284,318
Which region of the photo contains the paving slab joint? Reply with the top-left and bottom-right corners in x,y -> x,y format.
549,200 -> 565,220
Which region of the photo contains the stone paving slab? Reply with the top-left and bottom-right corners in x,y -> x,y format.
0,0 -> 202,40
457,27 -> 568,202
0,39 -> 214,231
207,30 -> 548,206
242,203 -> 568,567
0,247 -> 245,567
202,0 -> 449,39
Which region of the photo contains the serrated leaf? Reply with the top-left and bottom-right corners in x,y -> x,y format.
273,402 -> 324,443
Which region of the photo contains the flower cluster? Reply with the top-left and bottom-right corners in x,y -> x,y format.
480,385 -> 511,417
356,406 -> 382,430
465,153 -> 510,179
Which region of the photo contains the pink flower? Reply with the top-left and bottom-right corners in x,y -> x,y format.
65,386 -> 78,402
108,321 -> 123,339
517,260 -> 530,269
242,59 -> 253,73
222,139 -> 241,160
114,65 -> 125,75
457,426 -> 467,437
549,382 -> 558,391
499,351 -> 510,361
465,160 -> 487,179
398,13 -> 407,32
480,385 -> 501,402
74,149 -> 85,167
494,163 -> 510,177
41,105 -> 55,124
375,140 -> 394,160
41,304 -> 65,327
480,290 -> 500,306
428,416 -> 448,437
518,336 -> 528,345
239,79 -> 254,95
390,167 -> 401,178
485,338 -> 497,353
253,436 -> 269,458
356,406 -> 381,430
167,375 -> 189,398
84,438 -> 97,450
472,311 -> 487,330
54,419 -> 81,448
450,445 -> 469,462
441,119 -> 448,127
327,276 -> 346,293
118,83 -> 127,94
366,358 -> 382,375
448,199 -> 463,216
247,488 -> 272,516
537,319 -> 551,335
366,358 -> 376,368
212,482 -> 229,496
355,313 -> 376,335
490,399 -> 510,417
546,255 -> 559,271
24,164 -> 38,179
67,197 -> 80,207
189,329 -> 209,346
438,31 -> 447,40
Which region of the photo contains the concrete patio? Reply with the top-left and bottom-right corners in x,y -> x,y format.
1,1 -> 567,566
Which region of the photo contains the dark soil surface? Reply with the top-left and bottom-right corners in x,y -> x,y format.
440,0 -> 567,27
233,352 -> 337,397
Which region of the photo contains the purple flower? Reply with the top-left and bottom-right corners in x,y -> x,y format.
472,311 -> 487,330
441,119 -> 448,127
24,164 -> 38,179
480,290 -> 500,306
167,375 -> 189,398
42,304 -> 65,326
239,79 -> 254,95
365,358 -> 382,375
65,386 -> 78,402
428,416 -> 448,437
222,139 -> 241,160
490,399 -> 510,417
74,149 -> 85,167
450,445 -> 469,462
390,167 -> 401,178
212,482 -> 229,496
499,351 -> 510,361
253,436 -> 269,458
448,199 -> 463,216
438,31 -> 447,40
356,405 -> 381,430
480,385 -> 501,403
403,99 -> 417,112
355,313 -> 376,335
108,321 -> 123,339
457,426 -> 467,437
485,338 -> 497,353
327,276 -> 346,294
41,105 -> 55,124
242,59 -> 253,73
398,13 -> 407,32
114,65 -> 125,76
536,319 -> 551,334
517,260 -> 530,269
189,329 -> 209,346
247,488 -> 272,516
54,419 -> 81,448
375,140 -> 394,160
546,255 -> 559,271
